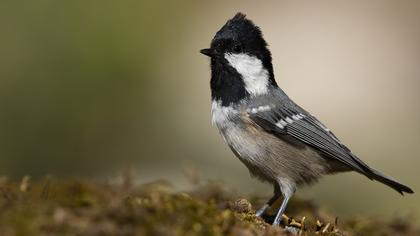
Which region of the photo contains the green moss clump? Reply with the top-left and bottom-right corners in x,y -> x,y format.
0,176 -> 418,236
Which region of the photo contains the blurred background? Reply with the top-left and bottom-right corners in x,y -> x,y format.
1,0 -> 419,219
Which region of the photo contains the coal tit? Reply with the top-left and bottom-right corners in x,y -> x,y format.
200,13 -> 413,226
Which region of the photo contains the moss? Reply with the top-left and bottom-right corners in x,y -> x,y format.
0,176 -> 418,236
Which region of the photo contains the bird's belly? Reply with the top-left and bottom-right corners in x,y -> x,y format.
221,125 -> 264,161
219,123 -> 329,185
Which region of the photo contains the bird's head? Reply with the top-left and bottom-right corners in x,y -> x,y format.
201,13 -> 277,105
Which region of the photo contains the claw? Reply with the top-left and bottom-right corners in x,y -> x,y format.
281,214 -> 289,225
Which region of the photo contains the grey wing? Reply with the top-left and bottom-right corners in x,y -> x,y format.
248,105 -> 373,176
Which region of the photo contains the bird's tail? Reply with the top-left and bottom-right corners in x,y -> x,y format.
368,168 -> 414,195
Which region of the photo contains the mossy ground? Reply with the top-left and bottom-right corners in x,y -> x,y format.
0,175 -> 418,236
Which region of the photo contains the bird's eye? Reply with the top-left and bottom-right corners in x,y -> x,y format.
232,44 -> 242,53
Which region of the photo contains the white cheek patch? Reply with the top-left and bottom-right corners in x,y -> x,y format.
224,53 -> 269,96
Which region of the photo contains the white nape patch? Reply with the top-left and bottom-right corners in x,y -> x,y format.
274,113 -> 305,129
224,53 -> 269,96
211,100 -> 238,127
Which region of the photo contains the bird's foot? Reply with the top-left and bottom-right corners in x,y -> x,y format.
262,213 -> 340,234
273,214 -> 303,227
259,213 -> 292,226
273,214 -> 307,234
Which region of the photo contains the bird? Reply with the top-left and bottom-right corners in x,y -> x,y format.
200,13 -> 414,226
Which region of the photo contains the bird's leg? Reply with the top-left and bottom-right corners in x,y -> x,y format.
272,194 -> 291,226
255,193 -> 280,217
272,179 -> 295,226
255,184 -> 281,217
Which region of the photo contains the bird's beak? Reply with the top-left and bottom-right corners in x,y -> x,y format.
200,48 -> 216,57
